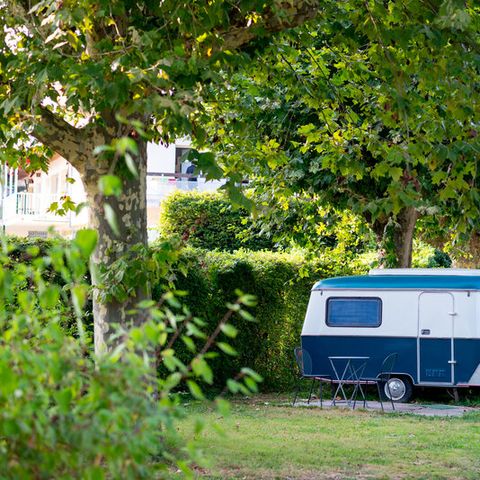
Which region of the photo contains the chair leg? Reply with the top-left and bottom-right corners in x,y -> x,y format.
363,383 -> 367,408
319,381 -> 324,409
376,382 -> 384,412
307,379 -> 315,404
386,380 -> 395,411
353,382 -> 359,409
292,377 -> 300,406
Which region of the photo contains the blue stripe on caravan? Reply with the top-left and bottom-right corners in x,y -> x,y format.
454,339 -> 480,384
301,336 -> 480,386
301,336 -> 418,382
313,275 -> 480,291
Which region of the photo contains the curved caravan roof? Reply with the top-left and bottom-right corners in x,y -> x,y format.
313,269 -> 480,291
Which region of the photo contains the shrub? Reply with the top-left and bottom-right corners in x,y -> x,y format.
158,190 -> 274,251
0,233 -> 259,478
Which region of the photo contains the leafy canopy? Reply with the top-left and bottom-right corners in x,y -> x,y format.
199,0 -> 480,245
0,0 -> 319,176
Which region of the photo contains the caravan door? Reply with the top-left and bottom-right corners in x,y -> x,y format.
418,292 -> 455,384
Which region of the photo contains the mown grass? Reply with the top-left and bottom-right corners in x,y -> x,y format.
176,395 -> 480,479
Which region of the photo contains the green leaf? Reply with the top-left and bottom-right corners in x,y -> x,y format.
104,203 -> 120,237
71,284 -> 88,317
390,167 -> 403,182
226,378 -> 239,394
187,380 -> 205,400
220,323 -> 238,338
188,150 -> 223,180
26,246 -> 40,257
47,201 -> 59,213
191,357 -> 213,384
74,229 -> 98,258
40,285 -> 60,309
244,376 -> 258,392
240,367 -> 263,383
215,398 -> 231,417
93,144 -> 115,156
114,137 -> 139,155
98,175 -> 123,197
217,342 -> 238,356
182,335 -> 196,352
238,309 -> 255,322
124,153 -> 139,178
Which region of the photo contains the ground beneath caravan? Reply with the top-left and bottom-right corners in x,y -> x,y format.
176,395 -> 480,479
294,399 -> 475,417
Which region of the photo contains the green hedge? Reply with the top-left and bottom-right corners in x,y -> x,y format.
153,247 -> 365,391
158,190 -> 274,251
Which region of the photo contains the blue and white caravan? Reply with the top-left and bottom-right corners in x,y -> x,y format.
301,269 -> 480,402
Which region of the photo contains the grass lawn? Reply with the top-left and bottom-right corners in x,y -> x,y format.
176,395 -> 480,479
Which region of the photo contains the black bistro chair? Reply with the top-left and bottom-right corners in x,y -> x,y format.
292,347 -> 332,407
356,352 -> 398,411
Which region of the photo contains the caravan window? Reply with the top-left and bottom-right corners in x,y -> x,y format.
326,297 -> 382,327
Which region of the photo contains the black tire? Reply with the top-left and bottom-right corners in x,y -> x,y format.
381,376 -> 413,403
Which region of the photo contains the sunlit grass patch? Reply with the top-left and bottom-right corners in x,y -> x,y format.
176,396 -> 480,479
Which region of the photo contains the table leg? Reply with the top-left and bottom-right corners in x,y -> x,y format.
351,362 -> 368,409
330,359 -> 352,406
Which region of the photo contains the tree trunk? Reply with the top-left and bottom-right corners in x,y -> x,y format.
453,232 -> 480,268
82,140 -> 149,354
391,207 -> 418,268
369,209 -> 418,268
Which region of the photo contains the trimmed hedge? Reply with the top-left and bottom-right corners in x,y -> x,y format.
158,190 -> 274,251
153,247 -> 365,391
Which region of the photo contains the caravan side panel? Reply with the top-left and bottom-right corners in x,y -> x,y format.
301,290 -> 418,381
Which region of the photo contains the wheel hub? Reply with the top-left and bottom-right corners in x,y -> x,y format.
385,378 -> 406,401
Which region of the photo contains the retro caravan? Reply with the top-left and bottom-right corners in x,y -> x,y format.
301,269 -> 480,402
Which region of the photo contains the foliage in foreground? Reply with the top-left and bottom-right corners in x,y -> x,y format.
0,232 -> 259,478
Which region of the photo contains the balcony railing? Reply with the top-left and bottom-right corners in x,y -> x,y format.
2,192 -> 70,223
146,175 -> 225,206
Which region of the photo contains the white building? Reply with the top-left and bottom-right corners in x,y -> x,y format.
0,141 -> 224,240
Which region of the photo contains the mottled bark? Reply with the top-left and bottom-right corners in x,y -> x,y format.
368,210 -> 418,268
453,233 -> 480,268
370,218 -> 389,267
391,207 -> 418,268
83,140 -> 149,354
33,107 -> 100,175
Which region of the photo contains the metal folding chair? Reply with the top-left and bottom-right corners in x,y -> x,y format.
356,352 -> 398,411
292,347 -> 331,407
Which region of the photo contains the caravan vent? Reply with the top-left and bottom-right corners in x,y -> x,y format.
369,268 -> 480,276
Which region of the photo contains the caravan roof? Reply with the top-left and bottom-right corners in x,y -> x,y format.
313,269 -> 480,291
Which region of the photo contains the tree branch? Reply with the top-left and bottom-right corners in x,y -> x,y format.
32,107 -> 101,174
217,1 -> 321,52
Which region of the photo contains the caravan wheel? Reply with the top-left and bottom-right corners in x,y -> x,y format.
383,377 -> 413,403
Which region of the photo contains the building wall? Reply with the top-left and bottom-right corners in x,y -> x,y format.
2,141 -> 197,239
